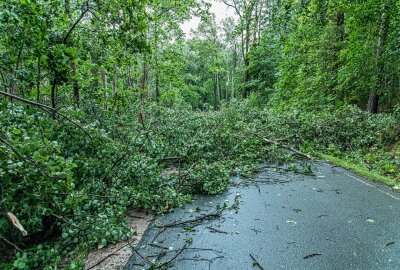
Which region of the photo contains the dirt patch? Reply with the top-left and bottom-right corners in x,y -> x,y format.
84,210 -> 153,270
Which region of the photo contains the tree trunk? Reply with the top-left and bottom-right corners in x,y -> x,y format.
127,62 -> 133,91
154,22 -> 160,102
213,73 -> 218,110
0,71 -> 7,94
367,91 -> 379,114
36,56 -> 41,102
155,69 -> 160,102
368,3 -> 390,113
242,56 -> 249,98
140,60 -> 148,101
9,44 -> 24,100
231,71 -> 235,99
333,11 -> 346,100
226,72 -> 229,100
242,22 -> 251,98
71,61 -> 79,108
101,68 -> 108,110
51,77 -> 57,110
64,0 -> 70,16
216,71 -> 221,102
112,65 -> 117,98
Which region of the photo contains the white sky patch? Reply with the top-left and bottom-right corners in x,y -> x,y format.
181,0 -> 236,37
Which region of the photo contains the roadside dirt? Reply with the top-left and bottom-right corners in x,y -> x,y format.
84,210 -> 152,270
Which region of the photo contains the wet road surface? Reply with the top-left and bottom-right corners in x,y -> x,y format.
124,162 -> 400,270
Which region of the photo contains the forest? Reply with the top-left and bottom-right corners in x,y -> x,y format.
0,0 -> 399,269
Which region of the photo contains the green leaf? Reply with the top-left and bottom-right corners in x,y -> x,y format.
13,128 -> 22,135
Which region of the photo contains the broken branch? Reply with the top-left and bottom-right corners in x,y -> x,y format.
252,132 -> 313,160
249,253 -> 265,270
156,210 -> 222,229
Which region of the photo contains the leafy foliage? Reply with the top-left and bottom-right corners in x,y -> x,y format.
1,100 -> 399,268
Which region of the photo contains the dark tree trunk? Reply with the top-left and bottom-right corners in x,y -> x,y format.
242,22 -> 251,99
112,64 -> 117,98
217,72 -> 221,102
332,11 -> 345,98
367,91 -> 379,114
368,3 -> 390,113
36,56 -> 41,102
64,0 -> 70,16
242,56 -> 249,98
336,11 -> 345,41
155,70 -> 160,102
73,82 -> 79,108
127,63 -> 133,91
71,61 -> 79,108
51,76 -> 57,110
213,73 -> 219,110
101,68 -> 108,110
154,22 -> 160,102
140,61 -> 148,101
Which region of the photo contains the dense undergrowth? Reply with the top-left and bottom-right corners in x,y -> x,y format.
1,101 -> 399,269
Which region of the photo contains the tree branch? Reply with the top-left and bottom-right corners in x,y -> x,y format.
220,0 -> 243,19
0,234 -> 23,252
0,91 -> 93,141
63,5 -> 89,43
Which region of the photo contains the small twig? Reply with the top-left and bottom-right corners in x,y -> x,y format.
127,241 -> 155,267
156,210 -> 222,228
0,134 -> 53,179
50,213 -> 85,233
249,253 -> 265,270
49,192 -> 112,199
303,253 -> 322,259
156,243 -> 188,269
148,243 -> 169,250
384,242 -> 395,248
99,145 -> 132,183
86,241 -> 135,270
159,156 -> 186,163
206,226 -> 228,234
0,234 -> 24,252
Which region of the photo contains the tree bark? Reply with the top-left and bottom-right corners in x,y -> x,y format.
231,71 -> 235,99
154,22 -> 160,102
101,68 -> 108,110
213,73 -> 218,110
242,56 -> 249,98
155,71 -> 160,102
367,91 -> 379,114
112,65 -> 117,98
9,44 -> 24,100
226,72 -> 229,100
140,60 -> 148,101
242,21 -> 251,98
51,76 -> 57,110
368,3 -> 390,113
36,56 -> 41,102
217,71 -> 221,102
71,61 -> 79,108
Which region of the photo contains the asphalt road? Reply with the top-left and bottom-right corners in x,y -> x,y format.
124,162 -> 400,270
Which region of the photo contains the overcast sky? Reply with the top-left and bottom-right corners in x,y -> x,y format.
181,0 -> 236,37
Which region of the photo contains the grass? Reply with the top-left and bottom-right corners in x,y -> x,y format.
318,152 -> 399,190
